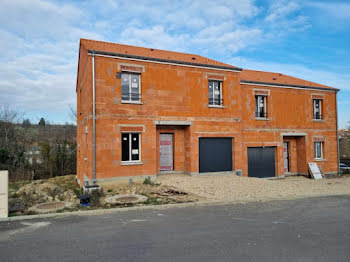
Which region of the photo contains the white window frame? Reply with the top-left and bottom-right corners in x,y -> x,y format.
314,141 -> 323,160
121,72 -> 141,103
313,99 -> 322,119
208,80 -> 223,106
121,132 -> 141,163
255,95 -> 267,119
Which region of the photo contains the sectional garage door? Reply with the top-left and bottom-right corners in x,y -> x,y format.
247,147 -> 276,178
199,138 -> 232,173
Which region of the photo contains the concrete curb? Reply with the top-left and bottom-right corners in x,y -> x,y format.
1,193 -> 349,222
0,201 -> 218,222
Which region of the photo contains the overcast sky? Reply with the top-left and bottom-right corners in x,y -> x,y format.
0,0 -> 349,128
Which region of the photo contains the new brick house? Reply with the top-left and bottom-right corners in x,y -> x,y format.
76,38 -> 339,186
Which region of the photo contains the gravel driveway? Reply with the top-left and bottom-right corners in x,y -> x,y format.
157,174 -> 350,202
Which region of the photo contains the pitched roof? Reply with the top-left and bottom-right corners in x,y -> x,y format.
80,38 -> 241,71
241,69 -> 338,91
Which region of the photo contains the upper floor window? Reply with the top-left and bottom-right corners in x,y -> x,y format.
122,133 -> 141,162
208,80 -> 223,106
313,99 -> 322,119
121,72 -> 141,103
314,141 -> 323,159
255,95 -> 267,118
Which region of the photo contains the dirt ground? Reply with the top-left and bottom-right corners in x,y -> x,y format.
99,180 -> 201,205
9,174 -> 350,216
157,174 -> 350,203
8,175 -> 199,215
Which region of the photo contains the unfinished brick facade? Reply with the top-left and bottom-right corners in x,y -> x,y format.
76,39 -> 339,185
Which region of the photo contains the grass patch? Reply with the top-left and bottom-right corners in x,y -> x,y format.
51,175 -> 80,192
143,178 -> 160,186
8,180 -> 31,192
143,197 -> 162,205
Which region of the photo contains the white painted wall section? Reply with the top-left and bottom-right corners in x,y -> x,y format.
0,170 -> 8,218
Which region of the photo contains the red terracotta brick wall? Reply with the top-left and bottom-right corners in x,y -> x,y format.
76,46 -> 338,185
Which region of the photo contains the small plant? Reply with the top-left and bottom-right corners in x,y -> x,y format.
143,178 -> 156,186
107,189 -> 113,193
10,193 -> 19,199
90,189 -> 103,207
73,188 -> 81,197
143,197 -> 162,205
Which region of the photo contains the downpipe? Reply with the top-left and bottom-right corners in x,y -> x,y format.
92,52 -> 96,184
336,92 -> 340,176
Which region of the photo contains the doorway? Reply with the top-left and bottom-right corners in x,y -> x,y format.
247,147 -> 276,178
159,133 -> 174,171
284,142 -> 290,173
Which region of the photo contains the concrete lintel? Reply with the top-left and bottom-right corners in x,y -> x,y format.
154,120 -> 192,126
281,132 -> 308,137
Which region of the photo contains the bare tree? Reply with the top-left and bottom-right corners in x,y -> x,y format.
0,105 -> 23,147
69,104 -> 77,123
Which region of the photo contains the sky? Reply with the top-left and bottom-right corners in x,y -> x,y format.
0,0 -> 349,128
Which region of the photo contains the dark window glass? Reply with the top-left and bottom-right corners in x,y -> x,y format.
313,99 -> 322,119
121,73 -> 140,102
208,80 -> 222,105
255,95 -> 266,118
121,133 -> 129,161
131,133 -> 140,161
121,73 -> 130,101
130,74 -> 140,101
208,81 -> 213,104
314,142 -> 322,159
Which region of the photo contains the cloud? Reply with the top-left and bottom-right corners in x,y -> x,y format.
229,56 -> 350,91
265,1 -> 300,22
119,25 -> 190,51
0,0 -> 346,125
264,0 -> 310,32
193,26 -> 263,54
306,1 -> 350,20
0,0 -> 105,123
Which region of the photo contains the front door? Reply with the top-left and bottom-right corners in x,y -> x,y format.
159,134 -> 173,171
283,142 -> 289,173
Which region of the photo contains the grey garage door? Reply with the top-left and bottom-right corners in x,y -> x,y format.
247,147 -> 276,178
199,138 -> 232,173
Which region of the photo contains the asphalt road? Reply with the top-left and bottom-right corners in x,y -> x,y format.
1,195 -> 350,262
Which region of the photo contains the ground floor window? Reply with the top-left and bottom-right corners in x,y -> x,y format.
314,141 -> 323,159
122,133 -> 140,162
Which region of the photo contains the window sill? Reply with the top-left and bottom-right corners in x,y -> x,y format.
121,161 -> 143,166
121,100 -> 143,105
208,105 -> 225,108
313,119 -> 324,122
314,158 -> 326,162
255,117 -> 269,121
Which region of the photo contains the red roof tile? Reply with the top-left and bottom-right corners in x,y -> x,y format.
241,69 -> 337,91
80,38 -> 241,70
